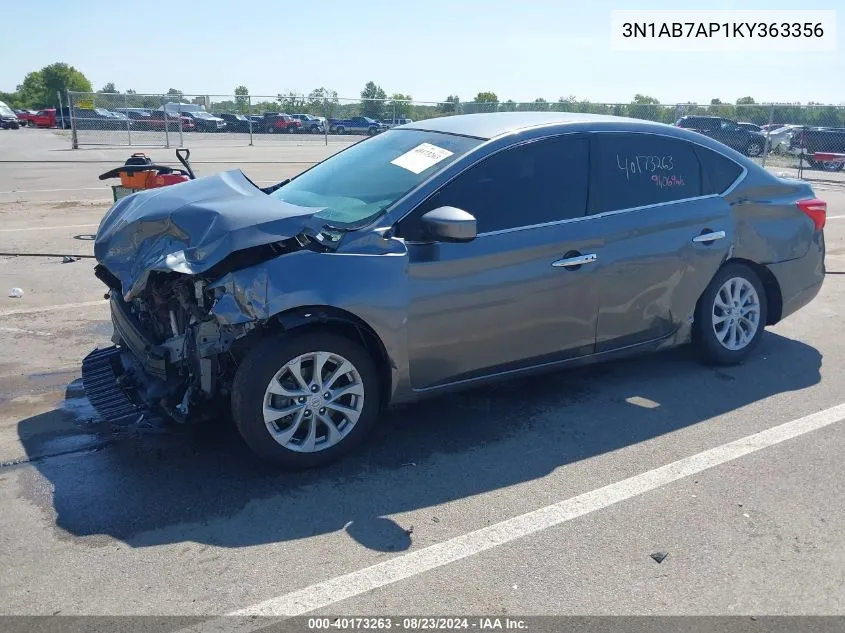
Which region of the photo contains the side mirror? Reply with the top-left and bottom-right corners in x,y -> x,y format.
419,206 -> 477,243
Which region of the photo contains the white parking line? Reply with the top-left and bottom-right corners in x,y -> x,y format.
175,401 -> 845,629
0,300 -> 106,318
0,187 -> 108,194
0,223 -> 99,233
827,215 -> 845,220
0,326 -> 53,336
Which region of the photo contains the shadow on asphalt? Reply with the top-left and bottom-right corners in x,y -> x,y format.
17,332 -> 821,552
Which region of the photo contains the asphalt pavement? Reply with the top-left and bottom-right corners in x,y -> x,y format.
1,128 -> 844,619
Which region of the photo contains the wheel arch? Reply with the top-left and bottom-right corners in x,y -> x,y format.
723,257 -> 783,325
235,305 -> 394,407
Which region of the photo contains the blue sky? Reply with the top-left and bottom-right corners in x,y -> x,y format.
1,0 -> 842,104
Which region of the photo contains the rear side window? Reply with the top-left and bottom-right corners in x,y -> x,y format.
695,146 -> 743,194
588,133 -> 703,214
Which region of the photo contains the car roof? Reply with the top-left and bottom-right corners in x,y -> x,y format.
403,111 -> 688,140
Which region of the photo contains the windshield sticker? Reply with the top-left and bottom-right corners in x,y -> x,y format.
390,143 -> 454,174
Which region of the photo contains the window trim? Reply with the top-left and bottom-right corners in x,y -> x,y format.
396,129 -> 747,241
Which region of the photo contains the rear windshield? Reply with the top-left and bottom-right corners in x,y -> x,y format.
271,129 -> 482,227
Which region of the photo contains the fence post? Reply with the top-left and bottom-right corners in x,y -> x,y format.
324,97 -> 328,146
56,91 -> 65,129
178,106 -> 184,147
248,95 -> 253,146
162,95 -> 171,149
761,103 -> 775,169
125,92 -> 132,146
68,91 -> 79,150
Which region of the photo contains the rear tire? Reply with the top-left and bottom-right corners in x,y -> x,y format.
693,262 -> 768,366
231,331 -> 381,469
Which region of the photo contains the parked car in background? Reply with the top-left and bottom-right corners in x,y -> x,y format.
33,108 -> 59,128
0,101 -> 21,129
382,118 -> 414,128
290,114 -> 326,133
217,113 -> 253,132
147,110 -> 196,132
182,110 -> 227,132
245,115 -> 265,132
329,116 -> 387,135
736,122 -> 763,133
763,124 -> 802,154
674,115 -> 768,157
263,113 -> 302,133
82,112 -> 827,468
73,108 -> 136,130
14,109 -> 38,126
114,108 -> 155,131
789,126 -> 845,171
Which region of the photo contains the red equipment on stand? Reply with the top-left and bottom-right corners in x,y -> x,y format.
99,148 -> 196,201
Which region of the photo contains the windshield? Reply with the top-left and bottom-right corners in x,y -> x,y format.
271,129 -> 482,226
0,103 -> 14,117
193,112 -> 214,119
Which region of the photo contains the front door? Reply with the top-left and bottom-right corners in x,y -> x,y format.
398,134 -> 601,390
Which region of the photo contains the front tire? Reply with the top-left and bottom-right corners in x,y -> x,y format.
693,262 -> 768,366
231,331 -> 381,468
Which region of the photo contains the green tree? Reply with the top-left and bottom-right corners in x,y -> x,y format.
0,91 -> 22,108
234,85 -> 249,113
17,63 -> 92,108
438,95 -> 460,114
388,93 -> 412,119
628,93 -> 661,121
360,81 -> 387,119
471,91 -> 498,113
166,88 -> 183,101
307,87 -> 340,118
99,82 -> 117,93
278,91 -> 306,113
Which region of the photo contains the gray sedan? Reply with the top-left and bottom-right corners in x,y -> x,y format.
83,112 -> 826,468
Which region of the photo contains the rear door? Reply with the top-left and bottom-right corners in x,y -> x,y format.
586,132 -> 735,352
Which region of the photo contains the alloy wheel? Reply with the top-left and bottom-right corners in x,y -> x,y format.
262,351 -> 365,453
712,277 -> 761,351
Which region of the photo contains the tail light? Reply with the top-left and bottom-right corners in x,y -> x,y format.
797,198 -> 826,231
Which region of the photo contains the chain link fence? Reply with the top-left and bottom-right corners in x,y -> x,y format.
64,92 -> 845,183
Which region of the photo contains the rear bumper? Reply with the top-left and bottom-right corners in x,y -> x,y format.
766,233 -> 825,321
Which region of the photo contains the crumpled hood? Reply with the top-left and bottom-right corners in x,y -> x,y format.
94,170 -> 320,300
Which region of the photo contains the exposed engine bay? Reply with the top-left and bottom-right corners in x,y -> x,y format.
91,233 -> 317,426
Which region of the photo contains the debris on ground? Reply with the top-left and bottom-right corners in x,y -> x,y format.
432,516 -> 440,523
650,551 -> 668,564
61,256 -> 79,263
405,525 -> 414,536
8,287 -> 24,298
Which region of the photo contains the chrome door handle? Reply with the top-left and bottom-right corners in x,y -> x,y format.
552,253 -> 597,268
692,230 -> 726,243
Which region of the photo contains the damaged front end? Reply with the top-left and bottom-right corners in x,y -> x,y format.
83,239 -> 309,429
81,169 -> 333,429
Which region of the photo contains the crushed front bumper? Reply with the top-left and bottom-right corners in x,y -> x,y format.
81,346 -> 166,430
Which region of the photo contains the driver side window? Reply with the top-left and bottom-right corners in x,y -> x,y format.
400,134 -> 589,238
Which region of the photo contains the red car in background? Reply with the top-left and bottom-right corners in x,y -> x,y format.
263,112 -> 302,133
15,109 -> 38,126
32,109 -> 58,128
147,110 -> 196,132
